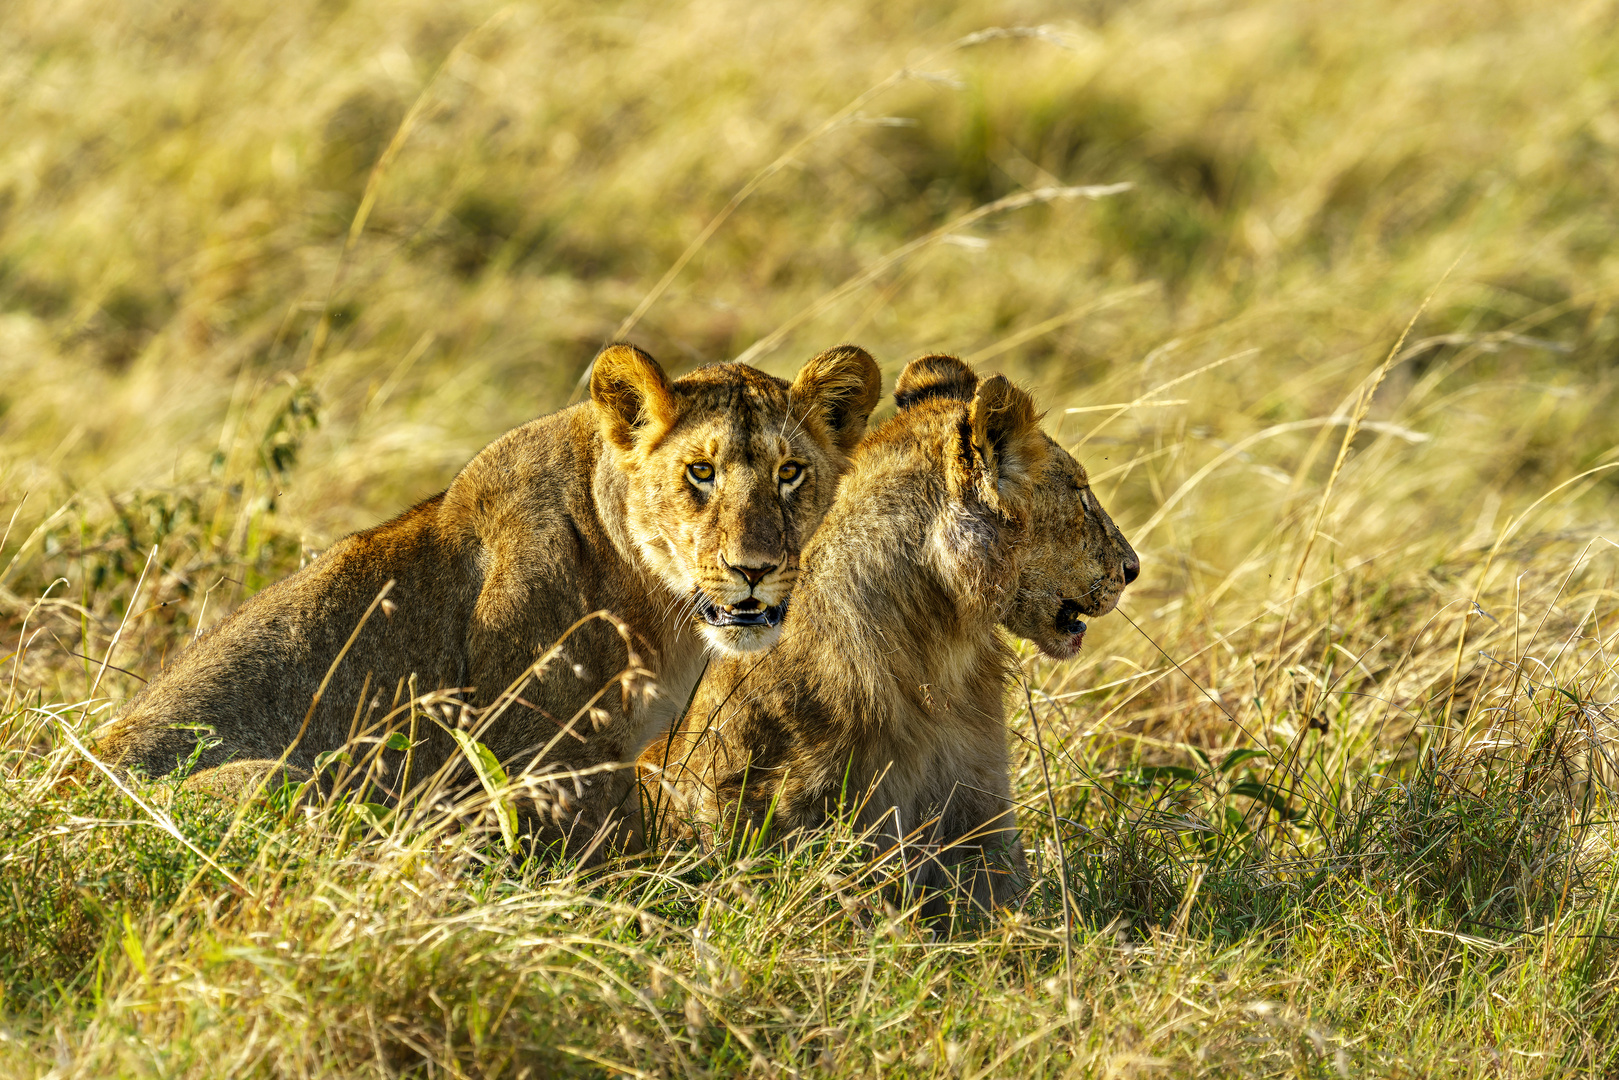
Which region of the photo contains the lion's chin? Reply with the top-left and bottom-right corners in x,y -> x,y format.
699,620 -> 787,656
1036,629 -> 1085,661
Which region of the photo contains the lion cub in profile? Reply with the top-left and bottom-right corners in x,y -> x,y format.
638,355 -> 1139,913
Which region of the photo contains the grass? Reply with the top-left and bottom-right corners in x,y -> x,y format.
4,0 -> 1619,1073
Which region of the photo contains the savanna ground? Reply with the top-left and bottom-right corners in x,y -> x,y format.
4,0 -> 1619,1074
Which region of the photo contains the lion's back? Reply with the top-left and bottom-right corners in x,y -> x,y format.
96,491 -> 481,775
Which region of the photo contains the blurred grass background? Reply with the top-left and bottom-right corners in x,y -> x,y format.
5,0 -> 1619,1074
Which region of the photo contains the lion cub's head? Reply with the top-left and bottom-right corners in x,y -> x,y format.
591,343 -> 882,655
1004,438 -> 1140,658
894,355 -> 1140,660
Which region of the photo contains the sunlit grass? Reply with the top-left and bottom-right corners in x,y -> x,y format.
4,0 -> 1619,1074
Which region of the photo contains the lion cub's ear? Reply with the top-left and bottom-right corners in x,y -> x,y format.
894,353 -> 978,409
955,375 -> 1049,521
591,343 -> 678,451
788,345 -> 883,457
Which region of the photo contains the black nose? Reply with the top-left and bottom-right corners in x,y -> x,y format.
1122,554 -> 1140,585
727,561 -> 776,588
1056,600 -> 1087,634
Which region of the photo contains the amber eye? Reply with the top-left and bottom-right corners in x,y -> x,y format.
687,462 -> 715,485
778,462 -> 803,485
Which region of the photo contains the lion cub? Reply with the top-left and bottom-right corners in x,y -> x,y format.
637,355 -> 1138,912
97,343 -> 881,859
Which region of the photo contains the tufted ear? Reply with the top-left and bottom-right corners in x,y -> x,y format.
952,375 -> 1049,521
591,343 -> 677,451
894,353 -> 978,409
788,344 -> 883,457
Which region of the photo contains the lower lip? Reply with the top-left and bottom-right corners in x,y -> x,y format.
1036,631 -> 1085,660
1043,630 -> 1083,658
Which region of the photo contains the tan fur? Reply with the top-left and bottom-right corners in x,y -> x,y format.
95,343 -> 881,858
637,356 -> 1138,914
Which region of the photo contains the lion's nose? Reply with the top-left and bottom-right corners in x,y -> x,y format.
1122,553 -> 1140,585
724,558 -> 777,589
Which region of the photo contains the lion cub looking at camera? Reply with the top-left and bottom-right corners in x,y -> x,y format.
97,343 -> 881,859
637,355 -> 1139,912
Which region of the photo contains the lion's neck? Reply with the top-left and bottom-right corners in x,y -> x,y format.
590,441 -> 643,577
795,485 -> 1013,733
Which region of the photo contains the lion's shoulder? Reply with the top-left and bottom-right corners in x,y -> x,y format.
439,403 -> 597,527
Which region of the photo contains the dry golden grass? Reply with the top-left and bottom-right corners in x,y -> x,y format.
5,0 -> 1619,1074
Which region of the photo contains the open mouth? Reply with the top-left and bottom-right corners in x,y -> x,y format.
1056,614 -> 1088,636
694,593 -> 790,629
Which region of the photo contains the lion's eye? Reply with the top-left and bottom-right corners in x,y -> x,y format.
778,462 -> 803,485
687,462 -> 715,485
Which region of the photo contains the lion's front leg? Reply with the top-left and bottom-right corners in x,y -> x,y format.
923,776 -> 1029,918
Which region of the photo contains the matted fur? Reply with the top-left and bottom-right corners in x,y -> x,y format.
637,356 -> 1138,914
96,343 -> 881,858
